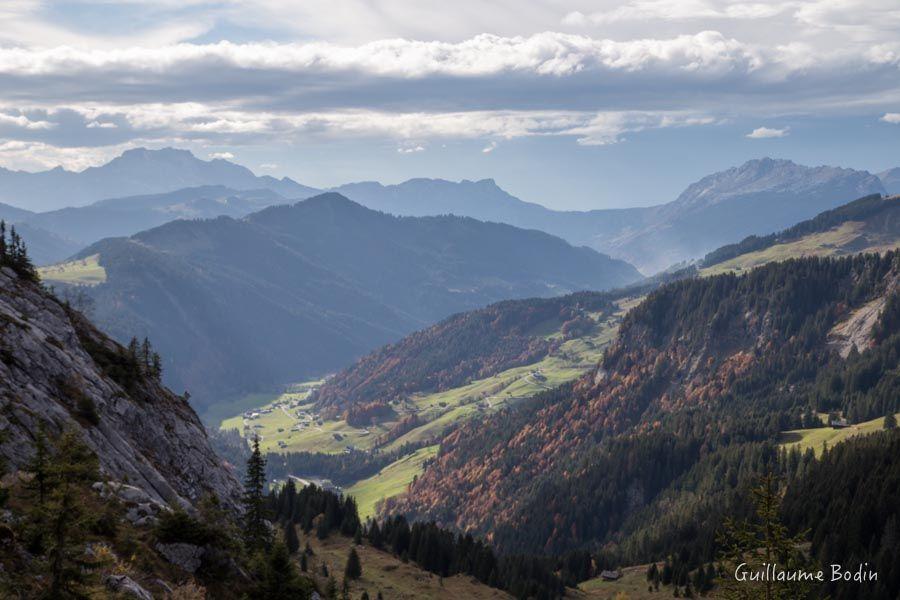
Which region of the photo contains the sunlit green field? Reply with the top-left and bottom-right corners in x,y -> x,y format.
778,413 -> 900,457
218,299 -> 635,509
38,254 -> 107,286
346,445 -> 439,519
214,381 -> 388,454
220,304 -> 629,454
701,222 -> 900,277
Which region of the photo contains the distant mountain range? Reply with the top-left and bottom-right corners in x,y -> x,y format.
45,193 -> 640,407
335,159 -> 888,273
4,148 -> 894,273
0,147 -> 318,212
25,185 -> 288,247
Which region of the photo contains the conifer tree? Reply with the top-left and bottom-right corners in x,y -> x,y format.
127,337 -> 139,362
151,352 -> 162,380
251,541 -> 311,599
140,338 -> 151,372
345,547 -> 362,580
284,521 -> 299,554
242,435 -> 270,553
885,412 -> 897,430
717,473 -> 819,599
316,517 -> 330,540
42,431 -> 105,599
0,222 -> 37,281
367,520 -> 383,549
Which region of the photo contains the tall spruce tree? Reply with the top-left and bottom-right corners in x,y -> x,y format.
0,221 -> 37,282
345,547 -> 362,580
284,521 -> 300,555
717,473 -> 819,600
250,541 -> 311,599
243,435 -> 270,553
42,431 -> 105,599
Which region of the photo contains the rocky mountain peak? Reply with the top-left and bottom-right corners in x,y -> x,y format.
673,158 -> 884,210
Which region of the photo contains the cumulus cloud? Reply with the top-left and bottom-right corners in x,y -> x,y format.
746,126 -> 789,138
209,151 -> 235,159
0,140 -> 136,171
0,2 -> 897,169
0,112 -> 54,130
566,112 -> 717,145
0,32 -> 764,80
52,102 -> 714,146
881,113 -> 900,123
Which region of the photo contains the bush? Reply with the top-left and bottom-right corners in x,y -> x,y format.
155,509 -> 218,546
76,394 -> 100,426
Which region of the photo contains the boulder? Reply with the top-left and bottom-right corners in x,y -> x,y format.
155,542 -> 205,574
103,574 -> 153,600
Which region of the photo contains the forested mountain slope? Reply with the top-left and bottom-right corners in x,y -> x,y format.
312,292 -> 617,414
782,430 -> 900,600
58,193 -> 641,409
392,252 -> 900,560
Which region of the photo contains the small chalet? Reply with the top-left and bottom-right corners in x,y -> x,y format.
600,570 -> 621,581
829,416 -> 850,428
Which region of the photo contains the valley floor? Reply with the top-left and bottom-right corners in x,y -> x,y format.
218,300 -> 635,517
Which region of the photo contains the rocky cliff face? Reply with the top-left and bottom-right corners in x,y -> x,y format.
0,266 -> 240,510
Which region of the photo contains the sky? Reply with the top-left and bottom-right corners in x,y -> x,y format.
0,0 -> 898,209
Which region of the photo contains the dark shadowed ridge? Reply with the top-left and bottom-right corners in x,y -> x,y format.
69,193 -> 642,409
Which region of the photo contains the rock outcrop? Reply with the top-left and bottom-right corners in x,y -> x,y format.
0,266 -> 241,510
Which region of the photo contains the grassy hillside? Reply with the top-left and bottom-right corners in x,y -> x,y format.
778,412 -> 900,457
346,445 -> 439,519
219,296 -> 635,512
701,221 -> 900,276
701,193 -> 900,275
300,529 -> 511,600
38,253 -> 106,285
